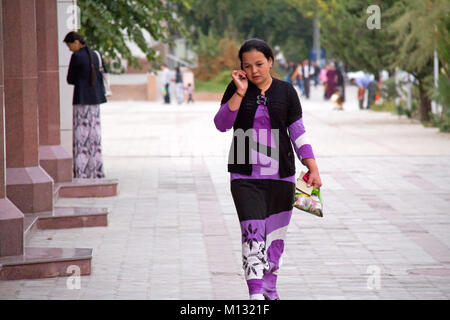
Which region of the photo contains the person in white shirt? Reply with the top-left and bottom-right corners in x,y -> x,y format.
301,59 -> 313,99
161,64 -> 172,104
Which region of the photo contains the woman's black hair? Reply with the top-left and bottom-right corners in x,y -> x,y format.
63,31 -> 96,86
238,38 -> 274,70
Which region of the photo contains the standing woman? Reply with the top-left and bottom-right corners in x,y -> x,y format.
64,31 -> 107,178
320,64 -> 329,99
175,66 -> 184,104
325,62 -> 338,100
214,39 -> 322,300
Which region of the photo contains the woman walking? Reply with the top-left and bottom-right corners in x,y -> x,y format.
64,31 -> 107,178
214,39 -> 322,300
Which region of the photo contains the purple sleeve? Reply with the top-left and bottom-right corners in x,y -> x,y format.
288,117 -> 315,160
214,102 -> 239,132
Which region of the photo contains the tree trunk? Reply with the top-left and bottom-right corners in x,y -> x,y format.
418,79 -> 432,123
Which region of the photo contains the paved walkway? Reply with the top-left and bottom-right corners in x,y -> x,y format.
1,84 -> 450,300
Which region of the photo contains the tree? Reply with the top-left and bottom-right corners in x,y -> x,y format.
317,0 -> 398,74
315,0 -> 449,123
77,0 -> 188,71
387,0 -> 450,122
175,0 -> 314,64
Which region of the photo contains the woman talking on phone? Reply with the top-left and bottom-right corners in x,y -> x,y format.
214,39 -> 322,300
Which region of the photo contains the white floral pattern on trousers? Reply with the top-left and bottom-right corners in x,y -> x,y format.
73,104 -> 105,179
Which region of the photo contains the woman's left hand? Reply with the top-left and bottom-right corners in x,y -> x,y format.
301,158 -> 322,189
307,170 -> 322,189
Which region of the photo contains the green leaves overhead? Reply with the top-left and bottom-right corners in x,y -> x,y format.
77,0 -> 188,71
175,0 -> 314,63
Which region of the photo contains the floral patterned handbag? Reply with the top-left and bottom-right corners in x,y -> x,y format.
293,171 -> 323,217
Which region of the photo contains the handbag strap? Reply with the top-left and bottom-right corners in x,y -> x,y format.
94,50 -> 103,70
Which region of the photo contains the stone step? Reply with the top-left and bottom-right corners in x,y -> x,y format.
0,247 -> 92,280
55,178 -> 119,198
23,207 -> 108,236
23,215 -> 39,243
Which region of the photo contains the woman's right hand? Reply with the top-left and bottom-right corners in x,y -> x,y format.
231,70 -> 248,95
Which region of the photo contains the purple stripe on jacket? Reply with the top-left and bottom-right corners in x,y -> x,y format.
288,118 -> 315,160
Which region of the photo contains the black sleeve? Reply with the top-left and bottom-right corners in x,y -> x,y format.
67,53 -> 79,85
287,84 -> 302,126
220,80 -> 237,105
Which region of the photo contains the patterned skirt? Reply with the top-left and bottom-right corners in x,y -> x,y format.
73,104 -> 105,179
231,178 -> 295,300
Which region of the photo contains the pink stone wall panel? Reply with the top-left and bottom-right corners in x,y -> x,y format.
37,71 -> 61,145
2,0 -> 38,78
36,0 -> 58,71
4,77 -> 39,168
0,89 -> 4,198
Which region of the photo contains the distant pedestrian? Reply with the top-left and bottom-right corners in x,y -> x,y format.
325,62 -> 337,99
367,74 -> 379,109
320,64 -> 329,99
336,65 -> 346,104
351,74 -> 372,109
285,61 -> 295,84
175,66 -> 184,104
214,38 -> 322,300
291,62 -> 305,97
312,60 -> 320,87
161,63 -> 172,104
302,59 -> 312,99
185,83 -> 194,103
64,31 -> 106,179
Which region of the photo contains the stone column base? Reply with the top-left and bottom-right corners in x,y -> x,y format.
39,145 -> 72,183
6,167 -> 53,213
0,198 -> 24,257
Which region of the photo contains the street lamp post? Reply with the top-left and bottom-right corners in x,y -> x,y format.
313,15 -> 320,67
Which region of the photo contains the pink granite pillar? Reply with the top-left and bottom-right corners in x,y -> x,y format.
2,0 -> 53,213
36,0 -> 72,183
0,0 -> 24,257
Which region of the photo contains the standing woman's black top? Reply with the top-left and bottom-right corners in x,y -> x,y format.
67,46 -> 106,105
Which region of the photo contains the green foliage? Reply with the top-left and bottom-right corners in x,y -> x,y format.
395,100 -> 418,118
213,70 -> 234,86
371,100 -> 396,113
77,0 -> 188,72
192,30 -> 220,60
194,80 -> 227,93
380,78 -> 399,101
431,77 -> 450,109
431,16 -> 450,112
192,33 -> 239,81
175,0 -> 314,64
195,70 -> 232,93
372,99 -> 419,120
282,37 -> 309,64
428,14 -> 450,132
387,0 -> 450,73
318,0 -> 398,74
430,108 -> 450,132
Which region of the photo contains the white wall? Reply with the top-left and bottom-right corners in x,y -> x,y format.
57,0 -> 78,155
